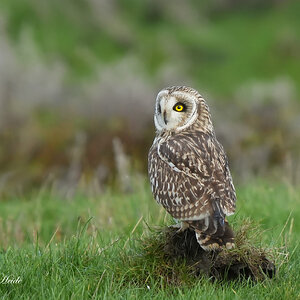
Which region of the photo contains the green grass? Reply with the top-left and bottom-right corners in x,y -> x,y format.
0,179 -> 299,299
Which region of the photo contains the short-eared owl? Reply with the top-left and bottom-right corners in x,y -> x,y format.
148,86 -> 236,251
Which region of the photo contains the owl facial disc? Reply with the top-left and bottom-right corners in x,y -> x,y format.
154,89 -> 198,132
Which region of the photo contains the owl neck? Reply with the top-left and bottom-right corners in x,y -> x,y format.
190,121 -> 215,137
196,99 -> 216,136
157,121 -> 215,139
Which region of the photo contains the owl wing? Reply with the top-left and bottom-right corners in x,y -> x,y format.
152,132 -> 236,221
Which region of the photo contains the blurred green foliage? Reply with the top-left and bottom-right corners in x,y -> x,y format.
1,0 -> 300,96
0,0 -> 300,191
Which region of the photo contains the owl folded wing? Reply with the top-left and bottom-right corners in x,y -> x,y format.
157,132 -> 236,219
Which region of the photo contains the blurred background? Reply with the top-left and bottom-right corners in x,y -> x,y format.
0,0 -> 300,198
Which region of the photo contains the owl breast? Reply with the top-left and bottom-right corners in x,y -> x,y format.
148,131 -> 236,222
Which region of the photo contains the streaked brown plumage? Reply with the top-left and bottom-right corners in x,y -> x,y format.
148,86 -> 236,251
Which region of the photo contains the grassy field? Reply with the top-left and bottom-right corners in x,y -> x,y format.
0,179 -> 299,299
0,1 -> 299,299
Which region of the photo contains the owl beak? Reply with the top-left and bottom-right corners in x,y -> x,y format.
163,111 -> 168,125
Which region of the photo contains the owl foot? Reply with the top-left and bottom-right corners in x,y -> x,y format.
195,232 -> 235,251
225,241 -> 235,250
169,221 -> 190,233
195,232 -> 223,251
223,237 -> 235,250
222,222 -> 235,250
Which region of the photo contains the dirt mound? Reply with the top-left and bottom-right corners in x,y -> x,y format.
163,226 -> 275,281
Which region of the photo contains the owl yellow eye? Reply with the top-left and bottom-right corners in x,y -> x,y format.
173,103 -> 185,112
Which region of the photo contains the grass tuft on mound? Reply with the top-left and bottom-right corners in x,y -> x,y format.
117,219 -> 281,288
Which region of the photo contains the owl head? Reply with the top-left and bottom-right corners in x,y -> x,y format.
154,86 -> 213,133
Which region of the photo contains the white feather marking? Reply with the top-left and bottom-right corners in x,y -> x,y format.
180,212 -> 209,221
175,197 -> 182,205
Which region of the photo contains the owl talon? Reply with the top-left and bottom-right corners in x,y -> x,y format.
226,242 -> 235,250
195,231 -> 224,252
169,223 -> 181,229
201,242 -> 222,251
169,221 -> 189,233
